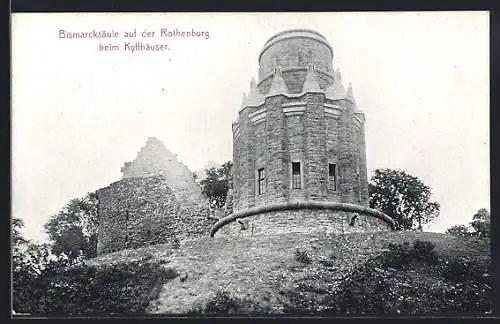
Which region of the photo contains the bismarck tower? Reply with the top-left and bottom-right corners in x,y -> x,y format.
211,29 -> 396,236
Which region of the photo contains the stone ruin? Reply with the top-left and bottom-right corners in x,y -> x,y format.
96,137 -> 212,255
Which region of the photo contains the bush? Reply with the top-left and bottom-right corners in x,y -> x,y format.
319,239 -> 492,315
163,267 -> 179,280
412,240 -> 438,264
385,240 -> 438,268
193,290 -> 268,315
13,257 -> 174,315
442,256 -> 489,284
294,248 -> 312,264
204,290 -> 242,314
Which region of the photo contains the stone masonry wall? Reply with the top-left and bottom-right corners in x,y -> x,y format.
96,177 -> 179,255
325,115 -> 340,202
265,95 -> 288,205
259,36 -> 333,80
286,114 -> 306,202
303,93 -> 328,201
337,99 -> 359,204
96,176 -> 212,255
234,96 -> 369,211
217,210 -> 392,237
358,123 -> 370,207
254,119 -> 268,207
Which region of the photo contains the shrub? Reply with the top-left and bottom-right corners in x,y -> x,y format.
384,240 -> 438,268
204,290 -> 242,315
294,248 -> 312,264
385,241 -> 413,268
442,256 -> 490,284
412,240 -> 439,264
13,258 -> 174,315
189,290 -> 271,315
163,267 -> 179,280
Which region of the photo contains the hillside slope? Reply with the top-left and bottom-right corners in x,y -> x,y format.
87,231 -> 491,315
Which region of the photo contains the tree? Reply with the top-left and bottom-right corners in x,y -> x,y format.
369,168 -> 440,231
445,224 -> 471,237
12,218 -> 50,311
12,218 -> 28,247
200,161 -> 233,209
470,208 -> 490,237
446,208 -> 490,238
12,217 -> 75,313
44,192 -> 99,262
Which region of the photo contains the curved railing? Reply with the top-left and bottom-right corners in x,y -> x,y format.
209,201 -> 397,237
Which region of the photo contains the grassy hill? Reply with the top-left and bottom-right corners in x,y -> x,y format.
85,230 -> 492,316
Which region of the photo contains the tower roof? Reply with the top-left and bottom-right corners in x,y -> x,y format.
241,77 -> 265,109
345,82 -> 356,103
302,63 -> 323,93
267,67 -> 289,96
325,69 -> 346,100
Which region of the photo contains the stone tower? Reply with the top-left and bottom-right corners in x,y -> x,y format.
216,29 -> 394,236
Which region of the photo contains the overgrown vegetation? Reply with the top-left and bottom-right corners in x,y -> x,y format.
13,254 -> 175,315
283,239 -> 492,315
189,290 -> 270,315
12,218 -> 174,315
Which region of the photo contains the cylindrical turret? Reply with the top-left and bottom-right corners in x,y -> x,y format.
257,29 -> 335,94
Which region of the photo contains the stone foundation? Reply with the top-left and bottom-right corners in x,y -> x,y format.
217,209 -> 391,237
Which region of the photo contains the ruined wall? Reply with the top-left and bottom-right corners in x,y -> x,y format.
96,136 -> 212,255
96,176 -> 212,255
121,137 -> 205,208
96,177 -> 179,255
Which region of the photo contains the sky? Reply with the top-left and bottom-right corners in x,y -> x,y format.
11,12 -> 489,241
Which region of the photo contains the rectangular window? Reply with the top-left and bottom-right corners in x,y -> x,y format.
328,163 -> 337,191
298,50 -> 304,63
292,162 -> 301,189
257,168 -> 266,195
